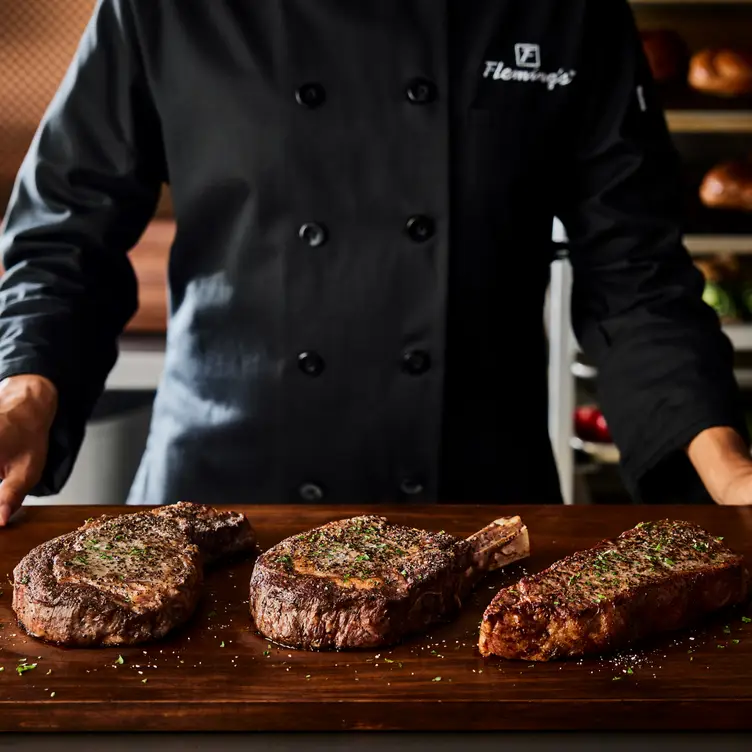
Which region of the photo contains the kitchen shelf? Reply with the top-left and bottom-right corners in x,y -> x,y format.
570,437 -> 620,464
667,111 -> 752,133
686,235 -> 752,255
723,323 -> 752,349
631,0 -> 752,4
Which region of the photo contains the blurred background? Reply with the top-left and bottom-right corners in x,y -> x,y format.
1,0 -> 751,505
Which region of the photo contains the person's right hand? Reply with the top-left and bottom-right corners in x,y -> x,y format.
0,374 -> 58,526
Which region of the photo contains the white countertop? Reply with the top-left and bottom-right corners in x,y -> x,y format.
106,337 -> 165,391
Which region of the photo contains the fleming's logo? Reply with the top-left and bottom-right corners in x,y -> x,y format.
483,43 -> 576,91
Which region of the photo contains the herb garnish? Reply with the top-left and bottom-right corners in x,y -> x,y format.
16,663 -> 37,675
115,655 -> 125,665
432,676 -> 442,682
742,617 -> 751,624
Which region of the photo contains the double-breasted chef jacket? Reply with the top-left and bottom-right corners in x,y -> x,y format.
0,0 -> 745,507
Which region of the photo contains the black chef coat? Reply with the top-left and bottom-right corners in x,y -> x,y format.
0,0 -> 745,507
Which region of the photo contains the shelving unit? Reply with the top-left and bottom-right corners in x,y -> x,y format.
548,0 -> 752,504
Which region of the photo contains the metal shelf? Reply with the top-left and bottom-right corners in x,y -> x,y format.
686,236 -> 752,255
667,111 -> 752,134
631,0 -> 752,4
570,437 -> 620,465
723,324 -> 752,350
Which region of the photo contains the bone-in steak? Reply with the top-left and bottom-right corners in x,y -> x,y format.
249,514 -> 529,650
13,502 -> 258,646
479,519 -> 751,661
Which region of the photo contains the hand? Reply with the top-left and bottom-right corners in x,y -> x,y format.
0,374 -> 58,526
687,426 -> 752,506
715,465 -> 752,507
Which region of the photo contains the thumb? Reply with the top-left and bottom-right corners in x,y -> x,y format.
0,467 -> 31,527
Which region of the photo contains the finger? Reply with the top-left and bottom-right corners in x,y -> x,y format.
0,469 -> 31,527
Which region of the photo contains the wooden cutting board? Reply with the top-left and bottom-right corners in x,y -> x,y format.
1,504 -> 751,733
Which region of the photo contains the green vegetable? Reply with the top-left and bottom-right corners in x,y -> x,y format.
16,663 -> 37,675
115,655 -> 124,665
703,280 -> 736,320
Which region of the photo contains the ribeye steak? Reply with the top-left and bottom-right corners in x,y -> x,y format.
13,502 -> 258,646
249,514 -> 529,650
479,519 -> 750,661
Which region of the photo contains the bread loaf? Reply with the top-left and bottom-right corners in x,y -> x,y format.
689,49 -> 752,97
640,30 -> 689,83
700,158 -> 752,212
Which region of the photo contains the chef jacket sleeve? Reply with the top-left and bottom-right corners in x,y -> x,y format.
0,0 -> 163,495
556,0 -> 747,503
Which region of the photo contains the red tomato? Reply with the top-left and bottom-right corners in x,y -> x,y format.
593,413 -> 612,443
574,405 -> 600,441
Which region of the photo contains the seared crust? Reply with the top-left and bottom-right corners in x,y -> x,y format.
479,520 -> 751,661
249,515 -> 474,650
13,502 -> 257,647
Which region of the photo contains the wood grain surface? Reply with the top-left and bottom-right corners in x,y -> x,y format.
1,504 -> 752,733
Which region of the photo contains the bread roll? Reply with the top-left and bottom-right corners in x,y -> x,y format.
640,30 -> 689,83
700,159 -> 752,212
689,49 -> 752,97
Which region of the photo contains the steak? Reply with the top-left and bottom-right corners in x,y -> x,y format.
249,514 -> 529,650
479,519 -> 751,661
13,502 -> 258,646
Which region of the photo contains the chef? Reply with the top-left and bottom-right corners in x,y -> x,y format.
0,0 -> 751,526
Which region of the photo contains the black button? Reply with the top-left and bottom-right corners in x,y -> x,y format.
295,83 -> 326,109
405,215 -> 435,243
299,223 -> 328,247
400,478 -> 425,496
299,482 -> 325,502
298,351 -> 325,377
405,78 -> 437,105
402,350 -> 431,376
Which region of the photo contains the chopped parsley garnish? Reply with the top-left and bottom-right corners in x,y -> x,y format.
733,639 -> 740,645
220,641 -> 225,648
16,663 -> 37,675
432,676 -> 442,682
263,650 -> 271,657
663,558 -> 675,567
742,617 -> 751,624
115,655 -> 125,665
723,626 -> 731,635
626,668 -> 633,675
